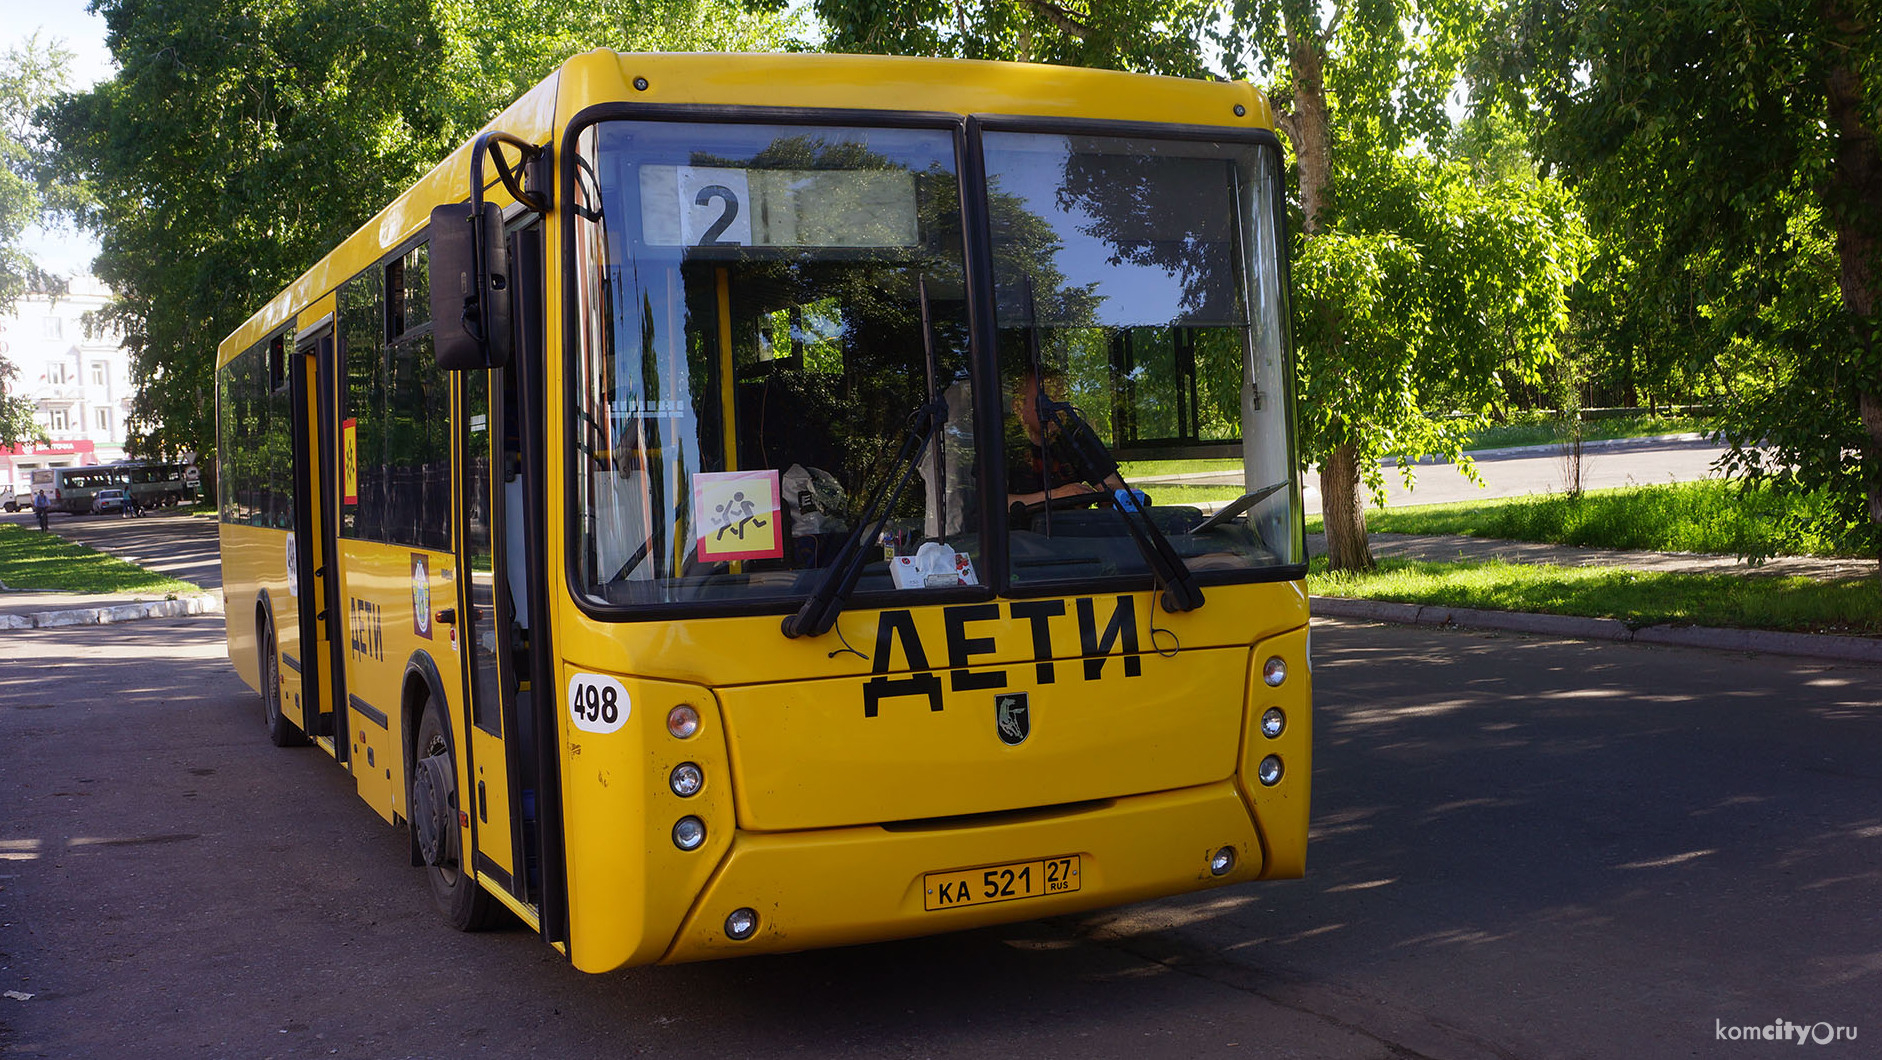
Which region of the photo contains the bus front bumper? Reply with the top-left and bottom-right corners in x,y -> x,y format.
659,779 -> 1267,963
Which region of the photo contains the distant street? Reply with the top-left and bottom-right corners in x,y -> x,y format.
4,508 -> 223,590
1305,436 -> 1728,513
2,616 -> 1877,1057
1120,435 -> 1728,514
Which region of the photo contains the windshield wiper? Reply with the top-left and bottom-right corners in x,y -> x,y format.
781,394 -> 949,639
1193,480 -> 1290,533
1035,394 -> 1206,613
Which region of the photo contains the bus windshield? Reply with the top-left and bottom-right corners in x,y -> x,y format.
570,120 -> 1298,614
572,120 -> 973,609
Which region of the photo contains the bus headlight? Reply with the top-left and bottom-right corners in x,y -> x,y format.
670,762 -> 703,798
725,907 -> 758,940
1257,755 -> 1284,786
1261,707 -> 1285,739
667,704 -> 700,739
672,816 -> 706,850
1210,846 -> 1236,876
1262,656 -> 1287,687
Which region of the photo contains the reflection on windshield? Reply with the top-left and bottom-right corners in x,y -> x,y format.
985,132 -> 1298,587
571,122 -> 978,609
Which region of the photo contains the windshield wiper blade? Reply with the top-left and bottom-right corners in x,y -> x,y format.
781,394 -> 949,639
1193,480 -> 1289,533
1037,397 -> 1205,614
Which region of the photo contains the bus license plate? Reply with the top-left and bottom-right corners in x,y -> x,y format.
924,855 -> 1080,911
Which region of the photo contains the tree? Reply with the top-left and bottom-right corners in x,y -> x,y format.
814,0 -> 1589,569
1288,147 -> 1586,563
1492,1 -> 1882,560
1232,0 -> 1589,568
1,35 -> 73,448
44,0 -> 795,466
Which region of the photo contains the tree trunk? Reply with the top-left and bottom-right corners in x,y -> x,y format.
1284,14 -> 1331,234
1282,10 -> 1376,571
1820,11 -> 1882,560
1320,442 -> 1374,571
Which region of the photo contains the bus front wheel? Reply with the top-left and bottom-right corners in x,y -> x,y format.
410,701 -> 503,932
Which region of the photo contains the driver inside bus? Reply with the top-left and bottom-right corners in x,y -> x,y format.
1008,361 -> 1151,519
1006,365 -> 1107,512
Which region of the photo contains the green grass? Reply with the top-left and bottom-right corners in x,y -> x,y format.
1327,480 -> 1877,560
1118,458 -> 1241,479
0,523 -> 203,595
1309,557 -> 1882,637
1143,483 -> 1246,506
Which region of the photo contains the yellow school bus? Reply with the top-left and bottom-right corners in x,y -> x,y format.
216,49 -> 1309,972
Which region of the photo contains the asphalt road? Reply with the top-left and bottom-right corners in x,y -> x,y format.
1299,437 -> 1730,513
4,616 -> 1877,1059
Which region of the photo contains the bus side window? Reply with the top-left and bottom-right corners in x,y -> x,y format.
504,456 -> 529,630
501,370 -> 531,631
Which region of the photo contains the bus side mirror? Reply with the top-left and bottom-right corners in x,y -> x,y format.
430,201 -> 512,370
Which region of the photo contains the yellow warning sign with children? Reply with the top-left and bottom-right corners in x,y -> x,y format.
693,470 -> 784,563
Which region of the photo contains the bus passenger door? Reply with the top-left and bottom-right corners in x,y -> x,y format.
452,220 -> 550,918
456,364 -> 527,908
293,326 -> 341,747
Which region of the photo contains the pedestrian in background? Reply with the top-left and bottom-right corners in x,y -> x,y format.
32,489 -> 51,531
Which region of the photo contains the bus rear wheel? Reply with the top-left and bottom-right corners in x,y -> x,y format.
259,615 -> 307,748
410,701 -> 503,931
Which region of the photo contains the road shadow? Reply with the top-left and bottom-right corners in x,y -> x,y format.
6,618 -> 1882,1059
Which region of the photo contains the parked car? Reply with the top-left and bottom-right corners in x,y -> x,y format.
0,485 -> 16,512
91,488 -> 127,515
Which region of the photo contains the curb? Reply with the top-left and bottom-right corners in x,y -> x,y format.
0,593 -> 224,631
1311,596 -> 1882,666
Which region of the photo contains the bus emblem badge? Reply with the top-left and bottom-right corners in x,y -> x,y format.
995,693 -> 1030,746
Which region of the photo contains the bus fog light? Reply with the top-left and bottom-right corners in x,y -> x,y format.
1257,755 -> 1284,786
672,816 -> 706,850
1210,846 -> 1236,876
669,762 -> 703,797
667,704 -> 700,739
1262,656 -> 1287,687
725,907 -> 758,940
1261,707 -> 1286,739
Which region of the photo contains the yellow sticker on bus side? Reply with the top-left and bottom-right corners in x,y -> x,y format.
342,418 -> 358,504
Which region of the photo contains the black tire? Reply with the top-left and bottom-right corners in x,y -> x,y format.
259,615 -> 308,748
411,701 -> 503,931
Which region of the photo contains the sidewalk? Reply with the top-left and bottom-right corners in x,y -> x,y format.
1308,532 -> 1882,667
1321,531 -> 1876,581
0,509 -> 224,630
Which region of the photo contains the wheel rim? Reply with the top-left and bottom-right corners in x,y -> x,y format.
261,623 -> 280,728
414,725 -> 462,884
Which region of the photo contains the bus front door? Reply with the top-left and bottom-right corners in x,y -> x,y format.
455,363 -> 531,912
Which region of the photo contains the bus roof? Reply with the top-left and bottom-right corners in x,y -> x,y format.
216,51 -> 1274,366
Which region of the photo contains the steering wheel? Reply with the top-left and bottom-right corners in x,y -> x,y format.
1009,489 -> 1106,527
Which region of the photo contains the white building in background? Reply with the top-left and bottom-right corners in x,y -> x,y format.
0,276 -> 130,489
